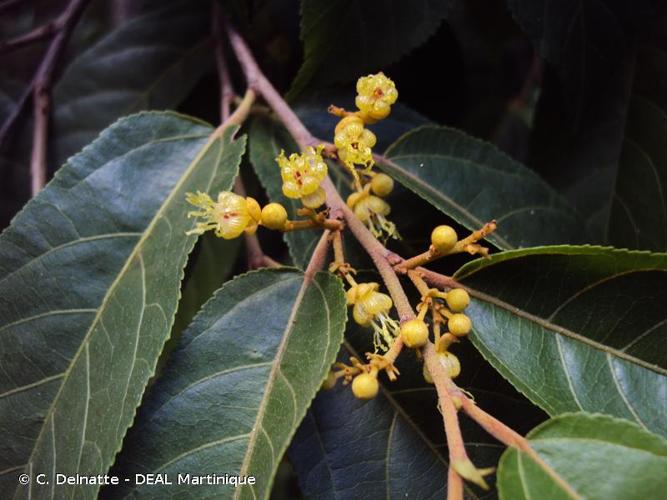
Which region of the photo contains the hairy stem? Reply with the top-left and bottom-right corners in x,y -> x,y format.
423,342 -> 483,492
447,466 -> 464,500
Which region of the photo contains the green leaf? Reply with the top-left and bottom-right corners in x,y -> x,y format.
289,347 -> 451,499
107,268 -> 347,499
505,0 -> 648,115
172,234 -> 241,336
608,17 -> 667,251
498,413 -> 667,500
50,0 -> 212,167
156,234 -> 241,380
289,0 -> 450,98
456,246 -> 667,437
0,112 -> 245,498
382,126 -> 583,249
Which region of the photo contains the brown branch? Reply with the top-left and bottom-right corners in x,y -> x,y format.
0,19 -> 62,54
408,266 -> 461,290
459,397 -> 579,498
30,84 -> 49,195
305,230 -> 333,280
224,22 -> 555,495
212,2 -> 235,122
226,23 -> 316,150
0,0 -> 91,194
423,342 -> 490,492
447,466 -> 464,500
213,4 -> 278,270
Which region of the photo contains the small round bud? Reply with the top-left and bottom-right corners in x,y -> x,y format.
246,197 -> 262,223
446,288 -> 470,312
448,313 -> 472,337
321,372 -> 337,390
335,115 -> 364,135
351,373 -> 379,400
431,225 -> 458,253
371,173 -> 394,197
439,352 -> 461,379
347,191 -> 364,209
261,203 -> 288,230
301,186 -> 327,209
401,319 -> 429,348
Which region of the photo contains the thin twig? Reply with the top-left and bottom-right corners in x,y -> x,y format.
448,466 -> 464,500
459,397 -> 579,498
212,2 -> 236,122
213,4 -> 279,270
397,221 -> 496,271
30,84 -> 49,195
0,19 -> 62,54
223,22 -> 557,495
0,0 -> 91,194
226,22 -> 316,149
31,0 -> 90,194
423,342 -> 487,492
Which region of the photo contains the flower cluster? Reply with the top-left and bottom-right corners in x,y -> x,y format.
184,72 -> 496,409
329,73 -> 400,240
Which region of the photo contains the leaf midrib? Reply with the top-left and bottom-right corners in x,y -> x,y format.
377,154 -> 513,249
530,436 -> 667,456
234,272 -> 312,499
467,285 -> 667,376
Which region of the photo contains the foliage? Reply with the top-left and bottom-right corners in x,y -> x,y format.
0,1 -> 665,499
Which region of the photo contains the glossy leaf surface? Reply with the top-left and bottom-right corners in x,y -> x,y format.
457,246 -> 667,437
0,112 -> 245,498
108,269 -> 347,499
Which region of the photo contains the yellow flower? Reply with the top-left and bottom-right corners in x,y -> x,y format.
355,72 -> 398,121
347,282 -> 392,325
334,116 -> 377,171
276,145 -> 328,200
347,190 -> 399,241
347,282 -> 399,352
185,191 -> 260,239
